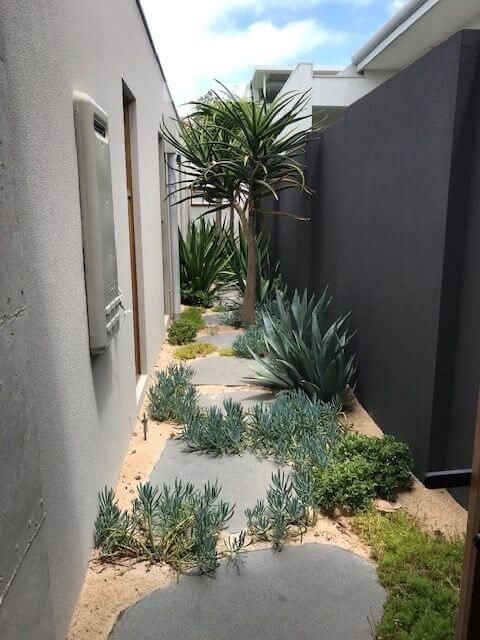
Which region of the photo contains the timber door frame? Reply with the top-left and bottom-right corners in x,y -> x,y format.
123,88 -> 142,377
456,394 -> 480,639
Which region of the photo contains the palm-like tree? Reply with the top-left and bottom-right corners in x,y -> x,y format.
161,85 -> 312,325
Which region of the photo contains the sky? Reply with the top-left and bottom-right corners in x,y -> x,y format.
140,0 -> 410,109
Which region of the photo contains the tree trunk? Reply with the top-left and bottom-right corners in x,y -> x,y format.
241,204 -> 257,326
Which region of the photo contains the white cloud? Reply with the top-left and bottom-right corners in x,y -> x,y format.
389,0 -> 410,13
140,0 -> 347,109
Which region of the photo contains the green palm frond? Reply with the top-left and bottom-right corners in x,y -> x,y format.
160,84 -> 313,208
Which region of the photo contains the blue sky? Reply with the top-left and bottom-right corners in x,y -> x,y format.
141,0 -> 408,109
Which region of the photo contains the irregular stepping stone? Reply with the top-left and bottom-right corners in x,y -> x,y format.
191,356 -> 254,386
109,544 -> 385,640
196,333 -> 238,348
149,439 -> 286,532
198,389 -> 273,410
202,312 -> 225,326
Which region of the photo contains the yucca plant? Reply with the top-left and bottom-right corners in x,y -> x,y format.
161,84 -> 312,325
249,289 -> 357,405
179,218 -> 230,307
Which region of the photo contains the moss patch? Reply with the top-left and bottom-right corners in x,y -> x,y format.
180,306 -> 206,330
353,510 -> 464,640
218,347 -> 235,357
173,342 -> 216,360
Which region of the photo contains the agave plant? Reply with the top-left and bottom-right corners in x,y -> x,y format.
249,289 -> 357,405
179,218 -> 231,307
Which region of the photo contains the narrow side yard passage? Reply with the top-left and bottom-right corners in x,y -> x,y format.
68,310 -> 468,640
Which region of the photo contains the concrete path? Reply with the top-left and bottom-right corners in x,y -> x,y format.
149,439 -> 285,532
191,356 -> 254,386
202,312 -> 225,326
109,544 -> 385,640
108,315 -> 385,640
197,389 -> 273,410
196,332 -> 237,348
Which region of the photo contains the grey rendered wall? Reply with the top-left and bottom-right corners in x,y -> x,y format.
0,45 -> 55,640
270,30 -> 480,482
0,2 -> 178,638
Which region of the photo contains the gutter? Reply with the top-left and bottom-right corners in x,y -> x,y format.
351,0 -> 441,70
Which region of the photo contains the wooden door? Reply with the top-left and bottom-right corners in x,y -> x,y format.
456,395 -> 480,639
123,99 -> 141,376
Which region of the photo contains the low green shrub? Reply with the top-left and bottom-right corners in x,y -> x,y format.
180,306 -> 206,330
353,510 -> 464,640
232,326 -> 267,358
167,319 -> 197,345
249,389 -> 343,465
147,363 -> 198,423
180,398 -> 247,455
336,432 -> 413,501
250,289 -> 357,406
174,342 -> 215,360
245,470 -> 313,549
313,433 -> 413,514
94,481 -> 241,574
314,458 -> 377,514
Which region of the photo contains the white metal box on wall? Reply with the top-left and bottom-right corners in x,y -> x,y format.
73,91 -> 122,354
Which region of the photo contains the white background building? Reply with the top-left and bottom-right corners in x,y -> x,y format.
250,0 -> 480,129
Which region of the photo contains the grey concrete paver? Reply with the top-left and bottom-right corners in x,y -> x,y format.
109,544 -> 385,640
196,333 -> 237,348
149,439 -> 285,532
191,356 -> 254,386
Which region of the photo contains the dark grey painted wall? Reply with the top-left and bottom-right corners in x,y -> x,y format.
270,30 -> 480,482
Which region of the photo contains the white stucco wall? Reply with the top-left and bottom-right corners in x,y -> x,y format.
275,63 -> 313,133
0,1 -> 179,638
312,70 -> 393,107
